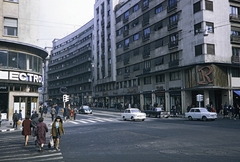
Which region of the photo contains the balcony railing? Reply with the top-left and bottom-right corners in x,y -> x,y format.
168,22 -> 178,30
168,60 -> 179,67
229,0 -> 240,3
143,67 -> 151,74
231,35 -> 240,44
168,41 -> 178,49
229,14 -> 240,22
167,3 -> 177,12
232,55 -> 240,63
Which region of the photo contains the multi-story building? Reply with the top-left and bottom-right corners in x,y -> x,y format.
92,0 -> 121,108
48,20 -> 94,106
111,0 -> 240,112
0,0 -> 48,120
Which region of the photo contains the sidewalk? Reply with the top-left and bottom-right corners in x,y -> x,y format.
0,114 -> 53,133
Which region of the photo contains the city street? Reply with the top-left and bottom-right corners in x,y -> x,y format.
0,110 -> 240,162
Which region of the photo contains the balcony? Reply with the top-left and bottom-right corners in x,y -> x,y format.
167,3 -> 177,13
168,41 -> 178,49
229,14 -> 240,22
143,67 -> 151,74
231,35 -> 240,44
168,60 -> 179,67
168,22 -> 178,31
232,55 -> 240,63
229,0 -> 240,2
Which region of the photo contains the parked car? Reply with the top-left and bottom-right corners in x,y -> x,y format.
78,105 -> 93,114
121,108 -> 146,121
185,108 -> 217,121
144,107 -> 162,118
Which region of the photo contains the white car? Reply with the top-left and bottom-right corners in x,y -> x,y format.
121,108 -> 146,121
78,106 -> 92,114
185,108 -> 217,121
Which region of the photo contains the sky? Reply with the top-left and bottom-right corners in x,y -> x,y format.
38,0 -> 95,48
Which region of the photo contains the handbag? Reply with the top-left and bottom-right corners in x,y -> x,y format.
48,136 -> 54,148
17,120 -> 21,125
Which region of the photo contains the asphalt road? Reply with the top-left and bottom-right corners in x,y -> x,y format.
0,111 -> 239,162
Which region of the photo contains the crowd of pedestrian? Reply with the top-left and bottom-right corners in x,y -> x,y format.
20,103 -> 66,152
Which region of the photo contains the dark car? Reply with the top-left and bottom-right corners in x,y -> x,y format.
78,106 -> 93,114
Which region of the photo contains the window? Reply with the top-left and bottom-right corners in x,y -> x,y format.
232,47 -> 240,56
4,18 -> 18,36
156,74 -> 165,83
144,76 -> 151,84
155,57 -> 164,66
170,52 -> 179,61
133,4 -> 139,12
155,4 -> 163,14
206,22 -> 214,33
205,0 -> 213,11
133,64 -> 140,71
132,19 -> 139,27
193,1 -> 201,13
142,0 -> 149,8
195,44 -> 203,56
117,42 -> 122,49
194,23 -> 202,35
232,68 -> 240,77
155,39 -> 163,48
170,71 -> 180,81
8,52 -> 18,68
124,11 -> 129,20
0,51 -> 8,67
117,29 -> 122,36
124,38 -> 130,47
230,6 -> 239,16
143,27 -> 150,37
169,14 -> 178,25
116,16 -> 121,24
133,33 -> 139,41
207,44 -> 215,55
154,21 -> 162,31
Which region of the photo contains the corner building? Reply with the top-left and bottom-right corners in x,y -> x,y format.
48,20 -> 94,106
110,0 -> 240,112
0,0 -> 48,120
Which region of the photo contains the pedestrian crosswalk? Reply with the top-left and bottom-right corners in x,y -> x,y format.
65,117 -> 118,125
0,133 -> 64,162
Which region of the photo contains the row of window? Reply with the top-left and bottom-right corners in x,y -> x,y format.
53,25 -> 94,50
50,43 -> 92,64
0,50 -> 42,73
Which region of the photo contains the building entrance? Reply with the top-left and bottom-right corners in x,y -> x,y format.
0,93 -> 8,113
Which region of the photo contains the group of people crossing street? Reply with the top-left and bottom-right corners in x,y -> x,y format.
21,103 -> 65,152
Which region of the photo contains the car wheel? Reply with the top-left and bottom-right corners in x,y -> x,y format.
131,116 -> 135,121
123,116 -> 126,121
202,116 -> 207,121
142,119 -> 145,121
188,116 -> 193,121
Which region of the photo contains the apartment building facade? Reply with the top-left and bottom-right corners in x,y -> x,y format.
48,20 -> 94,106
0,0 -> 48,120
93,0 -> 240,112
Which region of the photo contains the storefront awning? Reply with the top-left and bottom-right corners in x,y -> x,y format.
233,90 -> 240,96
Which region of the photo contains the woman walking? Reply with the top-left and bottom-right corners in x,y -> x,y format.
36,117 -> 48,152
51,116 -> 65,151
22,115 -> 31,146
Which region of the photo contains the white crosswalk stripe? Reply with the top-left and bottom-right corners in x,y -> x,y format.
0,134 -> 64,162
65,117 -> 118,125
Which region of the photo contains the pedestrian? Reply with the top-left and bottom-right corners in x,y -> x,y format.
66,104 -> 71,120
51,116 -> 65,151
22,115 -> 31,146
234,104 -> 240,120
32,108 -> 37,115
12,110 -> 19,128
70,108 -> 74,120
39,104 -> 43,117
18,110 -> 23,121
50,106 -> 56,122
36,117 -> 48,152
54,104 -> 59,116
43,105 -> 48,117
73,107 -> 78,120
223,102 -> 228,118
31,113 -> 39,145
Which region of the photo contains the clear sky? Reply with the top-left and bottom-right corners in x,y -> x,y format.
38,0 -> 95,48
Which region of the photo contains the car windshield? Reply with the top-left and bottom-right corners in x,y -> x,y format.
83,106 -> 90,110
131,109 -> 140,113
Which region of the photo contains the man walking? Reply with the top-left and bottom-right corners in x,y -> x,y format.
12,110 -> 19,128
50,106 -> 56,122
